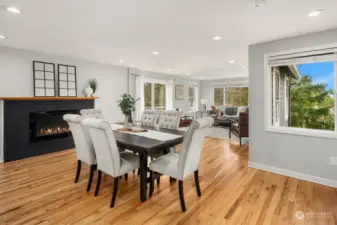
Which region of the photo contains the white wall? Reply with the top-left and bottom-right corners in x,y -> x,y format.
199,77 -> 249,109
249,28 -> 337,184
0,46 -> 128,122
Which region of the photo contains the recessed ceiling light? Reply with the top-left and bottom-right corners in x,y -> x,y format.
212,36 -> 222,41
167,69 -> 171,72
241,66 -> 246,69
229,60 -> 235,64
152,51 -> 160,55
308,9 -> 323,17
120,59 -> 124,63
0,35 -> 6,39
185,73 -> 191,75
6,6 -> 21,14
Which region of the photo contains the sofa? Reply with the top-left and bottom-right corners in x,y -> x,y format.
215,106 -> 248,120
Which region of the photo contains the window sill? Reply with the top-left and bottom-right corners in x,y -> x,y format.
265,126 -> 337,139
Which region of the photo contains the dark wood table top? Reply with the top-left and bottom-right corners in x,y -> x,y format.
112,123 -> 186,154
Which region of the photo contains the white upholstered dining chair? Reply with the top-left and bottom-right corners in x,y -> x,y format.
156,110 -> 183,130
63,114 -> 97,192
140,109 -> 158,126
80,109 -> 104,119
149,117 -> 214,212
82,118 -> 140,208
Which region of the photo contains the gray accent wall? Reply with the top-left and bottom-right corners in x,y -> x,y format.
249,28 -> 337,182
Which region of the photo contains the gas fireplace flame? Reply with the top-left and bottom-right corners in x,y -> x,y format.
40,126 -> 71,136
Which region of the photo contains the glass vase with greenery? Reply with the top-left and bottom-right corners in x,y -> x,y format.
117,94 -> 139,127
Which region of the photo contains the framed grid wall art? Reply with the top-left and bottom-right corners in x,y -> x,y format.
33,61 -> 56,97
58,64 -> 77,97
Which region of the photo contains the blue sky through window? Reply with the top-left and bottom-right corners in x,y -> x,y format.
297,61 -> 335,91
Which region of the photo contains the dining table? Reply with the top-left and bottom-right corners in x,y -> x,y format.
110,123 -> 186,202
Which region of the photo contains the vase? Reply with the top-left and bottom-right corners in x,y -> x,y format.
84,85 -> 93,97
124,114 -> 133,129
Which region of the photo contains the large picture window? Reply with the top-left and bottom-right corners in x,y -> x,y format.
214,88 -> 224,106
143,81 -> 167,110
225,87 -> 248,106
267,46 -> 337,136
214,87 -> 248,106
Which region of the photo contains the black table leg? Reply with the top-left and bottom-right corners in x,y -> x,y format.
229,121 -> 232,139
139,153 -> 148,202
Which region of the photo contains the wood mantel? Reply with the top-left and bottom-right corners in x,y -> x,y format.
0,97 -> 99,101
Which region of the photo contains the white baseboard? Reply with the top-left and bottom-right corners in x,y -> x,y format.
248,161 -> 337,189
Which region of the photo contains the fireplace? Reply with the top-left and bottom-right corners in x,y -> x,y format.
29,110 -> 78,142
2,98 -> 95,162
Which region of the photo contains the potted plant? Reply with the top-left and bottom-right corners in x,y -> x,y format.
84,79 -> 98,97
117,94 -> 139,128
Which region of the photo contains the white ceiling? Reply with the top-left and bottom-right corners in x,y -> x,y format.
0,0 -> 336,80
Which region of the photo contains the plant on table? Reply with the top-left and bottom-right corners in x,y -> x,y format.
117,94 -> 139,126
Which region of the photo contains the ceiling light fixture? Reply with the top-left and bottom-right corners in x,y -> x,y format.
0,34 -> 6,39
241,66 -> 246,69
120,59 -> 124,63
152,51 -> 160,55
6,6 -> 21,14
186,73 -> 191,75
308,9 -> 323,17
167,69 -> 171,72
212,36 -> 222,41
229,60 -> 235,64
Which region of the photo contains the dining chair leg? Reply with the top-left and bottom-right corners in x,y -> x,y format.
149,171 -> 154,197
156,176 -> 160,186
94,170 -> 102,196
194,170 -> 201,197
125,173 -> 128,180
110,177 -> 119,208
178,180 -> 186,212
74,160 -> 81,183
86,165 -> 95,192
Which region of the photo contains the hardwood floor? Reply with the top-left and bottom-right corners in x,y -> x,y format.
0,138 -> 336,225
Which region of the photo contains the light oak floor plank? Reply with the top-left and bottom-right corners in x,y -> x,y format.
0,138 -> 336,225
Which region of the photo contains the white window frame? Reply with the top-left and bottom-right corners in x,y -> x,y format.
213,85 -> 248,106
272,70 -> 281,126
142,78 -> 170,111
284,76 -> 289,122
188,86 -> 199,111
264,43 -> 337,139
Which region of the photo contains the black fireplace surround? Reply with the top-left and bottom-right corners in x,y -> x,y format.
3,100 -> 94,162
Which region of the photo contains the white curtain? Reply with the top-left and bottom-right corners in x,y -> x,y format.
166,79 -> 174,110
135,75 -> 144,121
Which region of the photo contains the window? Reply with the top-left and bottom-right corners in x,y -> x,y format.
285,77 -> 289,122
272,69 -> 281,125
143,80 -> 167,110
154,83 -> 166,110
188,86 -> 199,111
214,87 -> 248,106
144,82 -> 152,109
267,45 -> 337,136
225,87 -> 249,106
214,88 -> 224,106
